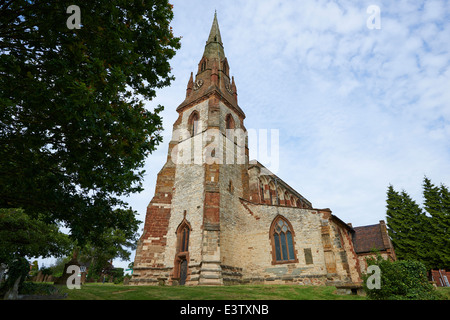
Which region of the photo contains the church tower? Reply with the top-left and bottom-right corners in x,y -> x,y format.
132,12 -> 249,286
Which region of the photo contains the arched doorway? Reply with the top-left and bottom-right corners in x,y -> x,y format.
173,216 -> 191,285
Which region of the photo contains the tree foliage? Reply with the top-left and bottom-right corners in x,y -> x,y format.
386,177 -> 450,270
362,254 -> 444,300
422,177 -> 450,269
0,208 -> 72,265
386,186 -> 429,263
0,1 -> 181,247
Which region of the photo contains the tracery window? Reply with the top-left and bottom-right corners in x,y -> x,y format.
271,216 -> 297,263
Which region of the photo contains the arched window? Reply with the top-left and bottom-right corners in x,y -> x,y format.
268,181 -> 275,205
270,216 -> 297,263
284,192 -> 290,206
188,111 -> 199,137
276,187 -> 282,205
179,225 -> 190,252
225,113 -> 235,130
200,59 -> 207,72
176,219 -> 191,253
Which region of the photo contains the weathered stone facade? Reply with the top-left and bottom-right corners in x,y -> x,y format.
131,13 -> 395,287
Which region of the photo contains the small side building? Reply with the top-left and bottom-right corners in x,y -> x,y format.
352,220 -> 397,273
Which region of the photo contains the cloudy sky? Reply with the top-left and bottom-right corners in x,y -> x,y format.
110,0 -> 450,269
50,1 -> 450,269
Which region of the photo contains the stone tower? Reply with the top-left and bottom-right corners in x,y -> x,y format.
131,12 -> 249,286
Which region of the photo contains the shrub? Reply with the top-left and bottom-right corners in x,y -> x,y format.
20,282 -> 61,295
111,268 -> 124,284
362,254 -> 445,300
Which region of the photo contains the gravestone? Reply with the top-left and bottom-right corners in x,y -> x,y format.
36,271 -> 44,282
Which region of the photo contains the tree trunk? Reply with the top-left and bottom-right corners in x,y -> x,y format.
3,275 -> 21,300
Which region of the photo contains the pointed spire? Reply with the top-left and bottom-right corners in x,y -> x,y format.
186,72 -> 193,97
203,11 -> 224,59
231,76 -> 238,103
177,12 -> 245,120
206,10 -> 222,45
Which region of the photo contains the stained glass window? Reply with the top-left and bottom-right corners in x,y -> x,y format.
272,217 -> 296,262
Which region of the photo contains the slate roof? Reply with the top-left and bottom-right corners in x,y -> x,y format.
352,223 -> 388,253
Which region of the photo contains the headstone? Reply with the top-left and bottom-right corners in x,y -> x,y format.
36,271 -> 44,282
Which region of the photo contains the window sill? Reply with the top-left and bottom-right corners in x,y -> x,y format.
271,259 -> 298,265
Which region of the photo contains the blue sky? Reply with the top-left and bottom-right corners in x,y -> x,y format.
40,1 -> 450,269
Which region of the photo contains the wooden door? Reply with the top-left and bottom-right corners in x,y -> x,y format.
179,259 -> 187,285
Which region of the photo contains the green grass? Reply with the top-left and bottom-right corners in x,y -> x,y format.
58,283 -> 366,300
437,287 -> 450,300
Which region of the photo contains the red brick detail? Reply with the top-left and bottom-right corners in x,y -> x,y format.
204,192 -> 220,225
240,199 -> 260,220
249,187 -> 260,203
429,270 -> 450,287
134,160 -> 176,267
205,192 -> 220,206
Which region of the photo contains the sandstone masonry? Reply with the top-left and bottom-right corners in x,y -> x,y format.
131,13 -> 396,287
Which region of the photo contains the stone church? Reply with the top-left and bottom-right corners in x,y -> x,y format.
131,13 -> 396,286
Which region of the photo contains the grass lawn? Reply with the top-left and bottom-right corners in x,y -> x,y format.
58,283 -> 366,300
438,287 -> 450,299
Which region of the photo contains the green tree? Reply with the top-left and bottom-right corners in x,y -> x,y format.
0,208 -> 72,265
77,227 -> 139,281
48,256 -> 72,278
423,177 -> 450,269
0,1 -> 181,247
386,185 -> 428,263
0,208 -> 71,296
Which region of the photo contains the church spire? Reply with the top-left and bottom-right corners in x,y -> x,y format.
206,11 -> 222,45
203,11 -> 225,60
178,11 -> 245,119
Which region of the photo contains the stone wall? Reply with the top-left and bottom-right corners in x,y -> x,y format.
219,200 -> 362,285
220,200 -> 323,284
